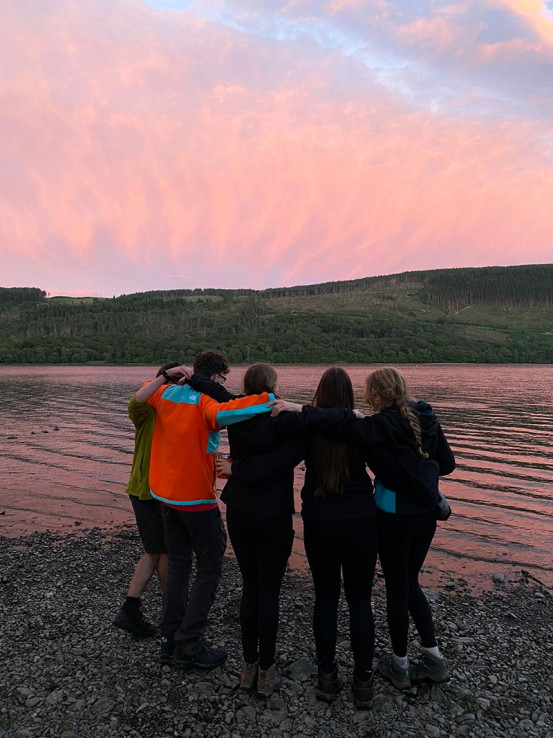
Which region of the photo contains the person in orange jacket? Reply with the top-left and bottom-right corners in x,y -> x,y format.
134,351 -> 275,670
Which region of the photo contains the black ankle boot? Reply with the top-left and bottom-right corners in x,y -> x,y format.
315,665 -> 344,703
352,671 -> 374,709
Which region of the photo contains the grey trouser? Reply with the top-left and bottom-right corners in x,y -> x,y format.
160,505 -> 227,643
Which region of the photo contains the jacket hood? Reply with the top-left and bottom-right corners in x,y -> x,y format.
413,400 -> 441,437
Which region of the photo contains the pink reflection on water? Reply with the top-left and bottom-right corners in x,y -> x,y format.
1,364 -> 552,592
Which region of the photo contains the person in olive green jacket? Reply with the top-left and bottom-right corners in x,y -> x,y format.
114,362 -> 182,637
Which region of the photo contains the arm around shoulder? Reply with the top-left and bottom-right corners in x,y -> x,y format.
200,392 -> 274,430
188,373 -> 235,402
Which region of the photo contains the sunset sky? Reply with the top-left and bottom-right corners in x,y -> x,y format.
2,0 -> 553,296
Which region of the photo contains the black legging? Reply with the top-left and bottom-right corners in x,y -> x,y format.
377,511 -> 437,656
226,505 -> 294,670
303,516 -> 377,677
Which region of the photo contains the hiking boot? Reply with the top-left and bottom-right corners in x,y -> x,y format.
172,639 -> 228,670
352,671 -> 374,709
410,654 -> 450,683
315,665 -> 344,703
378,654 -> 411,690
256,664 -> 280,698
114,606 -> 157,638
160,637 -> 174,668
239,658 -> 259,691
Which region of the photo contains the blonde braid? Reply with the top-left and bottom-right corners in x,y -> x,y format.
399,401 -> 429,459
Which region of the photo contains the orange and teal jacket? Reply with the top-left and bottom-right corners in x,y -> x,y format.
146,383 -> 275,507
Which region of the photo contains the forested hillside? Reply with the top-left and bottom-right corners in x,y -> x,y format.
1,265 -> 552,364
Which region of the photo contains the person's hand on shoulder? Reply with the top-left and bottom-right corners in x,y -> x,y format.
167,365 -> 192,381
270,400 -> 303,417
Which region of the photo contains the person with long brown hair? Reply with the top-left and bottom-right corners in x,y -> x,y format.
271,367 -> 455,693
300,367 -> 377,708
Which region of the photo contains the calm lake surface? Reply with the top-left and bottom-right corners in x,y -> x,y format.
1,364 -> 552,590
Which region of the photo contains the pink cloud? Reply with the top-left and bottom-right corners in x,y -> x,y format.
1,0 -> 552,296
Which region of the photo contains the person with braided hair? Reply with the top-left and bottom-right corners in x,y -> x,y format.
361,368 -> 455,690
270,367 -> 455,694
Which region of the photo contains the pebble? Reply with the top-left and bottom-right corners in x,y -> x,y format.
1,527 -> 551,738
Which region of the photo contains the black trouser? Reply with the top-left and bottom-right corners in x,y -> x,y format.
303,517 -> 377,677
160,505 -> 227,644
377,511 -> 437,656
226,506 -> 294,670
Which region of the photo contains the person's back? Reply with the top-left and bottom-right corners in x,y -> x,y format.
298,367 -> 378,708
147,381 -> 275,508
217,363 -> 298,698
361,400 -> 454,514
222,412 -> 297,517
362,369 -> 455,690
114,361 -> 181,639
301,440 -> 374,521
133,352 -> 275,671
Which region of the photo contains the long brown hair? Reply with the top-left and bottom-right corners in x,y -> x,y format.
243,362 -> 278,395
312,367 -> 355,499
364,368 -> 429,458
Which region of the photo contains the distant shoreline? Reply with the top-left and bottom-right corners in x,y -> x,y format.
1,361 -> 553,367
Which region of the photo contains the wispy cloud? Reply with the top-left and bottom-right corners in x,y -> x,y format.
1,0 -> 552,295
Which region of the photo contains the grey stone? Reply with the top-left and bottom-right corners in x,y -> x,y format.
288,657 -> 317,681
46,689 -> 64,705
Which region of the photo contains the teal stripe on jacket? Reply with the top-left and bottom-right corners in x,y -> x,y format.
216,393 -> 276,427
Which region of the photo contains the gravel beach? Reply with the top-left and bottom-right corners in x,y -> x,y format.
1,526 -> 551,738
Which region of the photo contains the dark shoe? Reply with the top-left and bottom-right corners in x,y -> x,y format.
114,607 -> 157,638
410,654 -> 450,683
173,639 -> 228,670
378,654 -> 411,690
315,665 -> 344,703
256,664 -> 280,698
352,671 -> 374,709
239,658 -> 259,691
160,637 -> 174,668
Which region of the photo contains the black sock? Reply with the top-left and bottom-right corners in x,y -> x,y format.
124,596 -> 141,612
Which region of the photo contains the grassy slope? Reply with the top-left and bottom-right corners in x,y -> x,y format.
1,266 -> 552,363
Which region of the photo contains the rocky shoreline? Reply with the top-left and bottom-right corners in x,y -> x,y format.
1,526 -> 551,738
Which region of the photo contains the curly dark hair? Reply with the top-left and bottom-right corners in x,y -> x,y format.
193,351 -> 230,378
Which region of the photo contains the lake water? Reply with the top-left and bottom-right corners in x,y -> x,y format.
0,364 -> 552,590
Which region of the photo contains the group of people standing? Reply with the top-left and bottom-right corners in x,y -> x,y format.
114,351 -> 455,709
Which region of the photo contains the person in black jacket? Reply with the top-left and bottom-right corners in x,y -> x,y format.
299,368 -> 377,708
270,367 -> 455,692
189,363 -> 304,698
